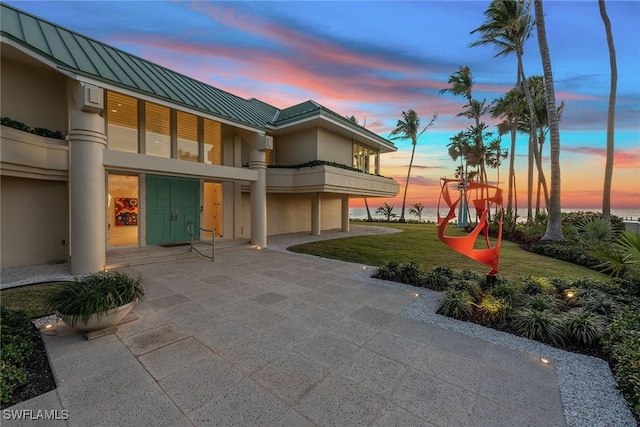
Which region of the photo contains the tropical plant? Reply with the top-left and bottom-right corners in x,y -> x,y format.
437,289 -> 475,319
598,0 -> 617,223
373,260 -> 402,281
563,308 -> 607,346
491,282 -> 520,302
534,0 -> 564,242
0,307 -> 33,404
511,308 -> 565,345
422,269 -> 450,291
409,202 -> 425,222
570,217 -> 613,245
376,202 -> 396,222
397,260 -> 424,285
522,276 -> 557,295
524,294 -> 557,312
477,294 -> 509,325
48,271 -> 144,324
593,231 -> 640,280
389,110 -> 437,222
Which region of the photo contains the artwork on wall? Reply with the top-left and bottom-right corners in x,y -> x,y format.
115,198 -> 138,226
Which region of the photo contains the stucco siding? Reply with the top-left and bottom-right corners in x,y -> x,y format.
1,176 -> 69,267
274,129 -> 318,165
0,58 -> 67,134
317,128 -> 352,165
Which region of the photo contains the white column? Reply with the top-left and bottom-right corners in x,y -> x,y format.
341,194 -> 350,232
68,84 -> 107,274
249,149 -> 267,248
311,193 -> 321,236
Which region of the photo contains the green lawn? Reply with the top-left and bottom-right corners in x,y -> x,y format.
0,282 -> 66,318
289,223 -> 609,282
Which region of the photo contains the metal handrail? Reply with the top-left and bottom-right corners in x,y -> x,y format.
186,221 -> 215,261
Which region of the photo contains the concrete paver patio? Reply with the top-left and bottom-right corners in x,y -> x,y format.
9,248 -> 568,426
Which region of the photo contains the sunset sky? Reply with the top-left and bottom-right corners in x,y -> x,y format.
8,1 -> 639,210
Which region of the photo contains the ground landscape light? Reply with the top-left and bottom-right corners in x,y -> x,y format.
541,358 -> 550,364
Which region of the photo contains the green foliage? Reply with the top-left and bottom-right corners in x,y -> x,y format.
397,260 -> 424,285
0,307 -> 34,404
563,308 -> 607,346
601,307 -> 640,417
583,291 -> 618,316
437,289 -> 474,319
522,276 -> 557,295
524,294 -> 557,312
477,294 -> 509,325
570,217 -> 613,245
511,308 -> 566,346
372,261 -> 401,281
490,282 -> 520,302
422,269 -> 450,291
1,116 -> 64,140
453,279 -> 483,302
48,271 -> 144,324
375,202 -> 397,221
593,231 -> 640,280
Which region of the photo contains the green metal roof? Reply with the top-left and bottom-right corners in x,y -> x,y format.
1,2 -> 394,149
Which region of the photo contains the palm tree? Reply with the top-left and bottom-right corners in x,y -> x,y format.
534,0 -> 563,242
470,0 -> 538,222
599,0 -> 617,223
409,202 -> 425,222
389,110 -> 437,222
376,202 -> 396,222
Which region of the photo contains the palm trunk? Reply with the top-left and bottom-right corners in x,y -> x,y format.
364,198 -> 373,221
535,130 -> 550,209
400,142 -> 417,222
527,133 -> 534,223
535,0 -> 564,242
518,56 -> 539,225
599,0 -> 617,223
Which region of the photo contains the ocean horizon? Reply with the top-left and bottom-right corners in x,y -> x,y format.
349,207 -> 640,222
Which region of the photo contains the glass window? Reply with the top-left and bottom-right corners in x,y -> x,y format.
204,118 -> 222,165
145,102 -> 171,158
107,174 -> 139,248
177,111 -> 198,162
107,92 -> 138,153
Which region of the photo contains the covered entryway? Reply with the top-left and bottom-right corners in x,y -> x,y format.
146,175 -> 199,245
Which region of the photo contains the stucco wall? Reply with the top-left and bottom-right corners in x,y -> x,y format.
317,128 -> 352,165
274,129 -> 318,165
0,58 -> 67,134
1,176 -> 69,267
266,193 -> 342,236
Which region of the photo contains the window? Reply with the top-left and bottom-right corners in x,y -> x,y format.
145,102 -> 171,158
177,111 -> 198,162
107,92 -> 138,153
353,142 -> 378,174
204,118 -> 222,165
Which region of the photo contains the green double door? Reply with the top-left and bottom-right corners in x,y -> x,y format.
146,175 -> 199,245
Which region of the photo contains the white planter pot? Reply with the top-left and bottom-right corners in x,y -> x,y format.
57,300 -> 136,331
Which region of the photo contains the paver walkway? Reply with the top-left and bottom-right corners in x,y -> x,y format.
9,248 -> 566,426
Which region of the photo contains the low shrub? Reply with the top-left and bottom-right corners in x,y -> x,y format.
397,260 -> 424,285
421,270 -> 450,291
511,308 -> 565,346
524,294 -> 557,312
490,282 -> 520,302
372,260 -> 402,281
0,307 -> 34,404
437,289 -> 474,319
522,276 -> 557,296
453,279 -> 483,303
563,308 -> 607,346
601,307 -> 640,418
477,294 -> 509,325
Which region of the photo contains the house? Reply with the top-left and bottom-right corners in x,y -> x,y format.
0,3 -> 399,275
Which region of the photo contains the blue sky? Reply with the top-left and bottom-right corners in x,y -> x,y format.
7,0 -> 639,208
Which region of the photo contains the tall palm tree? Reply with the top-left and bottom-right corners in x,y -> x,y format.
389,110 -> 437,222
599,0 -> 617,223
491,87 -> 524,221
535,0 -> 563,242
470,0 -> 538,222
376,202 -> 396,222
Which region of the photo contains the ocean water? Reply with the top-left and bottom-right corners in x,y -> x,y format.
349,207 -> 640,222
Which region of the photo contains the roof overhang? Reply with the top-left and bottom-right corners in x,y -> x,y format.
266,110 -> 396,154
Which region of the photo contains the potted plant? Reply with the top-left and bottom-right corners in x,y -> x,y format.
48,271 -> 145,331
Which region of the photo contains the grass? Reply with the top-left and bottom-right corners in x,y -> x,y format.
0,282 -> 66,319
289,223 -> 608,282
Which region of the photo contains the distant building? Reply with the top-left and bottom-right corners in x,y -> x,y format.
0,3 -> 399,274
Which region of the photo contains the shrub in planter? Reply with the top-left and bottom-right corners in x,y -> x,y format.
0,307 -> 34,404
523,294 -> 558,312
421,269 -> 450,291
511,308 -> 565,346
477,294 -> 509,325
48,271 -> 144,329
490,282 -> 520,303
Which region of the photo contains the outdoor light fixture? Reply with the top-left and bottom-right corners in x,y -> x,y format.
540,358 -> 550,364
563,288 -> 577,299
